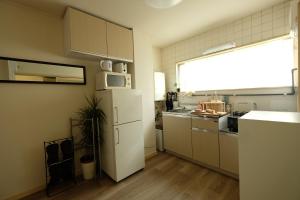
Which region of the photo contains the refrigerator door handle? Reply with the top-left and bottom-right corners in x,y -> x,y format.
114,106 -> 119,124
116,128 -> 120,145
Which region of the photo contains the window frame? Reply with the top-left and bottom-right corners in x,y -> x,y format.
176,35 -> 296,96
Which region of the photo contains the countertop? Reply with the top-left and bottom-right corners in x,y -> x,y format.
240,111 -> 300,123
163,110 -> 239,134
162,110 -> 226,119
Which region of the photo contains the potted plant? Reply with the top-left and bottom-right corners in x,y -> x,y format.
77,95 -> 105,180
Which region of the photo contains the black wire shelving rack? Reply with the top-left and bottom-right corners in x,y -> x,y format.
44,137 -> 76,197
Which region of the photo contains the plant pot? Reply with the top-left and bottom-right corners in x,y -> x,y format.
81,161 -> 95,180
80,154 -> 95,180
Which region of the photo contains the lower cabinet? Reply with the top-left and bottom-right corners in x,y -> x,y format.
192,128 -> 220,168
162,113 -> 239,177
219,133 -> 239,174
163,114 -> 192,158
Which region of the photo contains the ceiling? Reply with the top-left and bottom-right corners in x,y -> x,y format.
13,0 -> 287,47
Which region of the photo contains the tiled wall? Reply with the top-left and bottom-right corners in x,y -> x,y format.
161,1 -> 293,91
178,94 -> 297,112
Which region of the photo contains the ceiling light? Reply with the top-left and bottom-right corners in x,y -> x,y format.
145,0 -> 183,9
202,42 -> 236,55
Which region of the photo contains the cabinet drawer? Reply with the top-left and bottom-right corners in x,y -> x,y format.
192,117 -> 218,131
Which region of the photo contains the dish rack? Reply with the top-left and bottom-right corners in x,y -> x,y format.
199,101 -> 225,112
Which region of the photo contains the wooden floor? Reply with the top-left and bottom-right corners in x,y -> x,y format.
23,153 -> 239,200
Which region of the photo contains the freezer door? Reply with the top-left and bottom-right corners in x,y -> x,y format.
112,89 -> 142,125
114,121 -> 145,182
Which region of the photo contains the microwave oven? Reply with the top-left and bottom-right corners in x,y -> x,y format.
96,71 -> 131,90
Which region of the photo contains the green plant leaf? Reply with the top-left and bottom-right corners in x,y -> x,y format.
77,94 -> 106,150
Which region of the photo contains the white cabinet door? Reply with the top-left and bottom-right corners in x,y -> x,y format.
107,22 -> 134,62
154,72 -> 166,101
65,7 -> 107,57
163,114 -> 192,158
112,89 -> 142,125
219,133 -> 239,174
86,13 -> 107,57
114,121 -> 144,182
192,128 -> 219,168
163,115 -> 177,152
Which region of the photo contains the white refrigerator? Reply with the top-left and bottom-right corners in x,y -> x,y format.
96,89 -> 145,182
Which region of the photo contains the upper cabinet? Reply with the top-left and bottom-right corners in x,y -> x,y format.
107,22 -> 134,62
64,8 -> 134,63
64,8 -> 107,58
154,72 -> 166,101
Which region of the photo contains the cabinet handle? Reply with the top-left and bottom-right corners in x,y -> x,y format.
192,127 -> 199,132
193,117 -> 218,123
174,115 -> 190,119
116,128 -> 120,145
192,127 -> 206,133
163,113 -> 190,118
114,106 -> 119,124
192,127 -> 216,134
202,129 -> 208,133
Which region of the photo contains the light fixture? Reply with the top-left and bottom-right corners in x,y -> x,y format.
145,0 -> 183,9
202,42 -> 236,55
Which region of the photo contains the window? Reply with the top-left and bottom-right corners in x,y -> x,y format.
177,37 -> 294,93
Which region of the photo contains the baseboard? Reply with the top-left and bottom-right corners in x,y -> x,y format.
145,151 -> 158,160
4,185 -> 44,200
5,152 -> 157,199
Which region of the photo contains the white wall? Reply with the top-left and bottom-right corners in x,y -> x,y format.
133,29 -> 157,157
161,1 -> 298,112
0,60 -> 9,79
0,1 -> 98,199
0,1 -> 159,199
180,94 -> 297,112
153,48 -> 162,72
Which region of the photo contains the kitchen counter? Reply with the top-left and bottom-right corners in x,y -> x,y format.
239,111 -> 300,200
241,110 -> 300,123
163,110 -> 239,177
163,110 -> 227,119
163,111 -> 191,115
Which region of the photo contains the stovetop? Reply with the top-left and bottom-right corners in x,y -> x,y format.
231,111 -> 248,117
